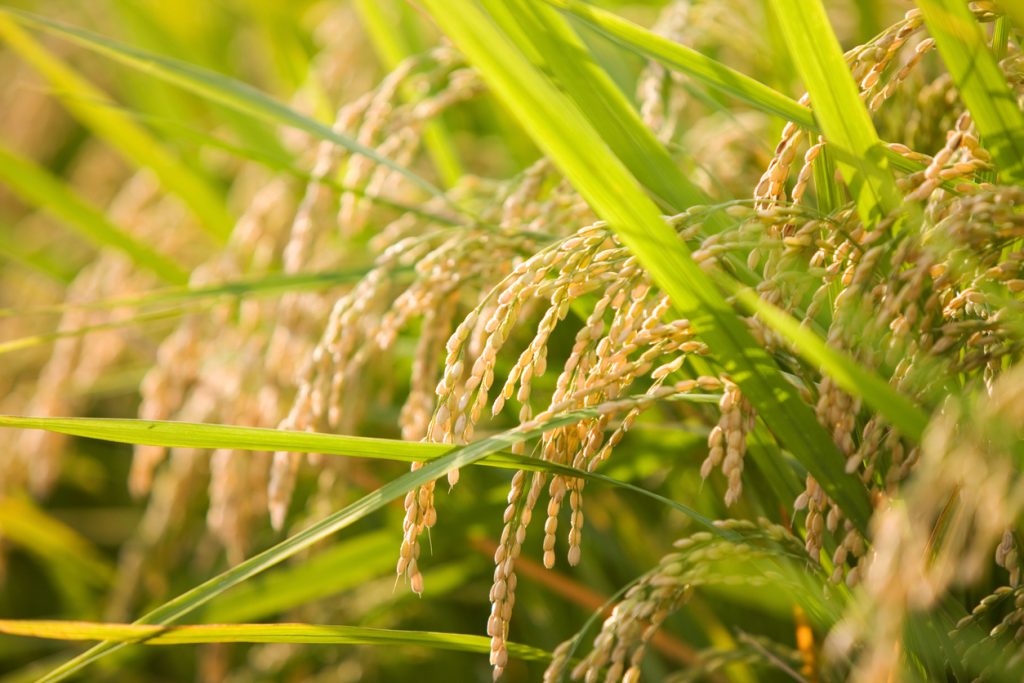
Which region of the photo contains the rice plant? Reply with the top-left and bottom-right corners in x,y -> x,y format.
1,0 -> 1023,681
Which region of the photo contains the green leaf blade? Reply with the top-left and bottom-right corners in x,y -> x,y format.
916,0 -> 1024,183
546,0 -> 943,189
547,0 -> 817,129
417,0 -> 873,527
767,0 -> 902,225
484,0 -> 709,212
0,620 -> 550,662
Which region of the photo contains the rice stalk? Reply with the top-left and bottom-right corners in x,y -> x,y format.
1,2 -> 1023,682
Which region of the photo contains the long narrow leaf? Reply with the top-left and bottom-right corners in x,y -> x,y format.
813,139 -> 843,214
0,308 -> 184,356
0,395 -> 719,492
28,404 -> 723,682
916,0 -> 1024,183
767,0 -> 901,225
545,0 -> 941,185
0,415 -> 472,467
482,0 -> 709,212
0,621 -> 549,661
995,1 -> 1024,36
418,0 -> 873,527
993,16 -> 1012,64
1,268 -> 379,318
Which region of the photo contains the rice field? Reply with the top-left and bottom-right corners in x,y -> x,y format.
1,0 -> 1023,681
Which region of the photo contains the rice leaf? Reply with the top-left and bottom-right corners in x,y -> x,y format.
723,280 -> 929,441
0,144 -> 188,284
0,13 -> 234,242
767,0 -> 902,225
813,139 -> 843,215
916,0 -> 1024,183
418,0 -> 873,527
0,308 -> 184,356
0,394 -> 719,491
0,620 -> 550,662
26,405 -> 722,682
546,0 -> 813,126
0,415 -> 479,466
545,0 -> 942,185
993,16 -> 1012,63
1,268 -> 379,318
994,1 -> 1024,42
0,8 -> 450,206
481,0 -> 710,212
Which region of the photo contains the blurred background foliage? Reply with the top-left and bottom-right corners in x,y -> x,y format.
0,1 -> 1015,682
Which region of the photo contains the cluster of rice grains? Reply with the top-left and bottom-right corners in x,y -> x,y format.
3,0 -> 1023,681
396,217 -> 733,674
144,44 -> 485,586
3,15 -> 487,622
827,365 -> 1024,683
544,519 -> 810,683
538,4 -> 1024,683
